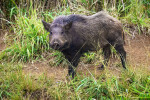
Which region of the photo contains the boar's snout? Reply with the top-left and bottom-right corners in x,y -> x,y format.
50,37 -> 69,50
50,39 -> 61,50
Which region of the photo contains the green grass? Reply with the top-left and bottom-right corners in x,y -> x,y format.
0,0 -> 150,99
0,9 -> 50,62
0,63 -> 53,99
121,0 -> 150,34
1,63 -> 149,99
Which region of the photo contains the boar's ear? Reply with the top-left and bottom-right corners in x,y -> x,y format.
42,20 -> 51,31
64,22 -> 72,30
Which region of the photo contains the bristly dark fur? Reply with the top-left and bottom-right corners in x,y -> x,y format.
52,14 -> 86,25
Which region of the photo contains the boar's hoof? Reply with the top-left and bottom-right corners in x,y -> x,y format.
98,65 -> 105,70
66,74 -> 74,81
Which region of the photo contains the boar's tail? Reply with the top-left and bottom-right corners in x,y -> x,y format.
122,31 -> 125,44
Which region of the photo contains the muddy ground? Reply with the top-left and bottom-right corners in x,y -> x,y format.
0,30 -> 150,81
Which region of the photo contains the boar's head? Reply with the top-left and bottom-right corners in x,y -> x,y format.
42,20 -> 72,51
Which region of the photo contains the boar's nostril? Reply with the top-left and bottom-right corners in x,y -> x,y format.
54,41 -> 59,45
54,43 -> 59,47
53,41 -> 60,49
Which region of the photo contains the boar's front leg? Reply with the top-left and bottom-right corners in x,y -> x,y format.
64,52 -> 81,78
100,45 -> 111,69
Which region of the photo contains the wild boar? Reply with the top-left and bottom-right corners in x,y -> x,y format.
42,11 -> 126,78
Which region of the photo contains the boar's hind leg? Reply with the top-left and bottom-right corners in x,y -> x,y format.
100,45 -> 111,69
115,44 -> 126,69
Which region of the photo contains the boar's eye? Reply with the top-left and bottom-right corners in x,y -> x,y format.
61,32 -> 64,34
50,31 -> 52,35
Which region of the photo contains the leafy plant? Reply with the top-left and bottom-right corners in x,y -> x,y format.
131,76 -> 150,99
0,9 -> 50,62
84,52 -> 96,63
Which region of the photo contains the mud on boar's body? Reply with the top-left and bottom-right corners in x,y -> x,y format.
42,11 -> 126,78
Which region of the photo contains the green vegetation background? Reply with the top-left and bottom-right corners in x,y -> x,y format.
0,0 -> 150,99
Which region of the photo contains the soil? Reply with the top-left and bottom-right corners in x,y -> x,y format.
125,34 -> 150,67
0,30 -> 150,81
0,29 -> 6,52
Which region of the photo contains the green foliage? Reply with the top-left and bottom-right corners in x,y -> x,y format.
0,63 -> 150,99
130,76 -> 150,99
0,63 -> 53,99
75,77 -> 110,99
84,52 -> 96,63
80,0 -> 103,11
44,69 -> 150,100
117,0 -> 150,34
51,51 -> 66,66
0,9 -> 49,62
0,1 -> 150,99
124,0 -> 150,34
